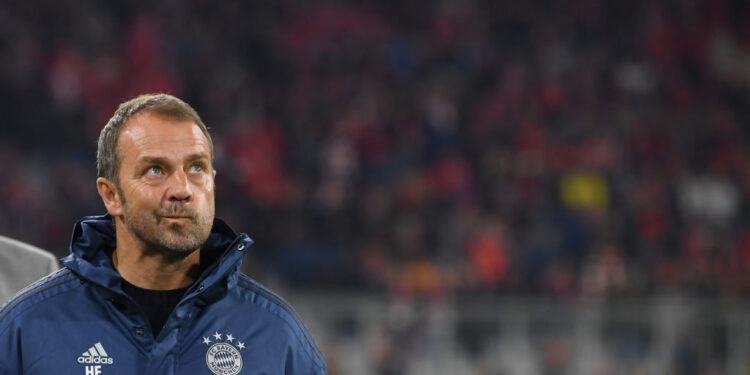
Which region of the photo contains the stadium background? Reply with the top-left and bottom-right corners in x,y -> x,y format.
1,0 -> 750,374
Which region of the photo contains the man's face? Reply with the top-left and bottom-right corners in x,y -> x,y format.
114,111 -> 215,257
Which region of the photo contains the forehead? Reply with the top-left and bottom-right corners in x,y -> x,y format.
117,111 -> 210,161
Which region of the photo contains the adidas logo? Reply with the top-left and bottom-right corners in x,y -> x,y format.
77,342 -> 114,365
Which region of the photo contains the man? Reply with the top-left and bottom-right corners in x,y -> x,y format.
0,236 -> 59,305
0,94 -> 327,375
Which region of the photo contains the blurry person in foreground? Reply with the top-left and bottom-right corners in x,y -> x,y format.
0,236 -> 59,305
0,94 -> 326,375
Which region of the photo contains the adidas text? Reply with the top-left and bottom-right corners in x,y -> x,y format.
77,356 -> 114,365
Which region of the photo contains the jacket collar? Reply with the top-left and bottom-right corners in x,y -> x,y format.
61,213 -> 253,300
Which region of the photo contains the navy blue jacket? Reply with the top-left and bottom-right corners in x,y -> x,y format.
0,214 -> 326,375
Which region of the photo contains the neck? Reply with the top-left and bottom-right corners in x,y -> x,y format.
112,223 -> 201,290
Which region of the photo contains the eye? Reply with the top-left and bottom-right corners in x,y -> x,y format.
147,166 -> 162,175
189,163 -> 204,173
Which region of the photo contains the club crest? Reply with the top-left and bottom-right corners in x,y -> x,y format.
203,331 -> 245,375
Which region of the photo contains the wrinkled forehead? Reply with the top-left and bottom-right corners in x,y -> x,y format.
117,111 -> 211,161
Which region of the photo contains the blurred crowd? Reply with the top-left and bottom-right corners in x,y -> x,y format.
1,0 -> 750,298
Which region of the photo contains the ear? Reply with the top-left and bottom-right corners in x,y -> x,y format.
97,177 -> 124,216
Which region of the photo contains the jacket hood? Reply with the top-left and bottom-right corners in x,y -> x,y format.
61,213 -> 253,298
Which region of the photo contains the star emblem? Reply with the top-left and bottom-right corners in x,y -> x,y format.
237,342 -> 246,350
213,331 -> 222,340
226,333 -> 235,342
202,337 -> 212,345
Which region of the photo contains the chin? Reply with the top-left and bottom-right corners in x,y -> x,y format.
153,241 -> 201,258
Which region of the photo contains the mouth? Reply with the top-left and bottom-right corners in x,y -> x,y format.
159,206 -> 195,222
162,216 -> 192,221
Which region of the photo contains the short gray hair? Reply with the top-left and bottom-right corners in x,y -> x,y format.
96,93 -> 214,185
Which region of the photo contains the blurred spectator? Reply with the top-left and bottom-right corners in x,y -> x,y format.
1,0 -> 750,300
677,174 -> 740,228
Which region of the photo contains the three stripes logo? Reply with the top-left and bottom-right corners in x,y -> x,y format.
77,342 -> 114,365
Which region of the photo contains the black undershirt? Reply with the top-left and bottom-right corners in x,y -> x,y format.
121,279 -> 189,338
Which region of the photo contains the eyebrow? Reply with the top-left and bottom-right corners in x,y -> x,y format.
185,153 -> 211,163
137,156 -> 170,166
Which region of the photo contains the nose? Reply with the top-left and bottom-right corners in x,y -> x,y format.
167,169 -> 192,202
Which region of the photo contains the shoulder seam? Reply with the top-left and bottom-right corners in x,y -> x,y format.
0,268 -> 77,323
236,275 -> 326,371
